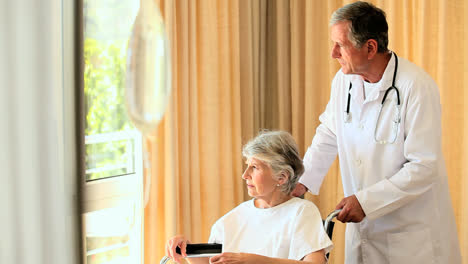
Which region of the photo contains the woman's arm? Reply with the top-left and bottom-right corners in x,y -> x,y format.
301,250 -> 327,264
185,257 -> 210,264
209,249 -> 327,264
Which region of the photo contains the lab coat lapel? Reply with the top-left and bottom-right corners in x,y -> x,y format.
348,76 -> 365,121
350,76 -> 365,106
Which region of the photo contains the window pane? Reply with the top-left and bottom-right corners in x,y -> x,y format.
82,1 -> 144,264
85,202 -> 142,264
84,0 -> 140,180
86,131 -> 139,181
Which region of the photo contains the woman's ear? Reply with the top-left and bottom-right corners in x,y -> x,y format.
278,172 -> 289,185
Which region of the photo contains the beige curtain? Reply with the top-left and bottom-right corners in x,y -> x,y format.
144,1 -> 246,263
145,1 -> 468,264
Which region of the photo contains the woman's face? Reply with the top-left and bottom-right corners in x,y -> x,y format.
242,157 -> 279,199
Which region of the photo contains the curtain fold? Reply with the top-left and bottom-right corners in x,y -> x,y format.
464,0 -> 468,257
0,0 -> 80,263
144,1 -> 245,263
145,1 -> 468,263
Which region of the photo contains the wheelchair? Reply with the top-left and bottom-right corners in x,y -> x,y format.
160,209 -> 341,264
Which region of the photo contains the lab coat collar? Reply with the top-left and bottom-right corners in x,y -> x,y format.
349,52 -> 396,103
349,75 -> 365,106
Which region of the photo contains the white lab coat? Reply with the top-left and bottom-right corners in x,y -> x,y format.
299,54 -> 461,264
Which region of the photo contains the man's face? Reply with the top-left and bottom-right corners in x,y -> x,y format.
330,21 -> 368,75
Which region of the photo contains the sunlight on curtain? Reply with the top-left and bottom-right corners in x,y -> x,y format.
463,0 -> 468,261
144,1 -> 245,263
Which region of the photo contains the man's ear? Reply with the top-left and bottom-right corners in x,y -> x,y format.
366,39 -> 378,59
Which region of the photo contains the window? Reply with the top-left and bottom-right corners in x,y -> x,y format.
81,0 -> 143,263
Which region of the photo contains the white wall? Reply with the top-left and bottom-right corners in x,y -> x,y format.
0,0 -> 81,263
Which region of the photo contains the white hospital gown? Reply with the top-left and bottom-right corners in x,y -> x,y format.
208,197 -> 333,260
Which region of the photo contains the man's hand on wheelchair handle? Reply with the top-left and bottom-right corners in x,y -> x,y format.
335,195 -> 366,223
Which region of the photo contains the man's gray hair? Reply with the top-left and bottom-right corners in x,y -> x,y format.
330,1 -> 389,53
242,130 -> 304,195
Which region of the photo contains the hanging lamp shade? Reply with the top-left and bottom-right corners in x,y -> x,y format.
125,0 -> 171,135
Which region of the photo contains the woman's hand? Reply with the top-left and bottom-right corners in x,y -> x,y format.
209,252 -> 257,264
209,251 -> 326,264
165,235 -> 191,263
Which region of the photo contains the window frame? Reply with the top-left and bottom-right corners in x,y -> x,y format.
78,0 -> 145,263
82,130 -> 143,213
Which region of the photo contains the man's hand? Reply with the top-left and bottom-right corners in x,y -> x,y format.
335,195 -> 366,223
291,183 -> 308,197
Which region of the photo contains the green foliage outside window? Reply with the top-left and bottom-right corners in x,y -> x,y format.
84,37 -> 134,181
83,2 -> 141,264
84,38 -> 131,135
84,0 -> 140,183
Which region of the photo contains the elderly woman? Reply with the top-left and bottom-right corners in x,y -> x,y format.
166,131 -> 333,264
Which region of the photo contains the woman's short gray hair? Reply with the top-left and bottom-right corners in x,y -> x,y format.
242,130 -> 304,195
330,1 -> 389,53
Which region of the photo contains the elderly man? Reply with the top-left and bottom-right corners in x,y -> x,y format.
293,1 -> 461,263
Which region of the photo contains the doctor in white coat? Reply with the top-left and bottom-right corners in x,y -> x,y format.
292,1 -> 462,264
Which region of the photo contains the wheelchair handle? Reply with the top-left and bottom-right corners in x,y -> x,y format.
160,256 -> 171,264
324,209 -> 342,233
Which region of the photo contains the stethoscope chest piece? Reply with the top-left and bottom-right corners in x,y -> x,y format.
344,112 -> 352,123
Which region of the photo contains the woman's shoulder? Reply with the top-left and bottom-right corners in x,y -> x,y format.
215,199 -> 254,222
294,198 -> 326,220
286,197 -> 321,214
216,198 -> 322,223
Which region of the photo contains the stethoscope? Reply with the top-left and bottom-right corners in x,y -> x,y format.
344,52 -> 401,144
